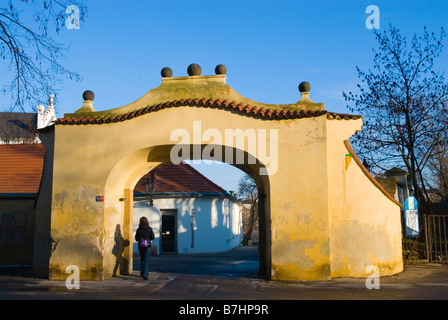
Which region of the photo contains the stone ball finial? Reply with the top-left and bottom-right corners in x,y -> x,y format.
161,67 -> 173,77
215,64 -> 227,75
83,90 -> 95,101
187,63 -> 201,76
298,82 -> 311,93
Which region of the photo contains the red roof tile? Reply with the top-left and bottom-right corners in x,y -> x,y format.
55,99 -> 362,125
0,143 -> 45,194
134,162 -> 227,194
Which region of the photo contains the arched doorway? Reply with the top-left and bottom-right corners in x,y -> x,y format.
131,160 -> 266,278
105,144 -> 271,279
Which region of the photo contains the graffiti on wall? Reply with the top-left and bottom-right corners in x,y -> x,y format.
0,210 -> 28,244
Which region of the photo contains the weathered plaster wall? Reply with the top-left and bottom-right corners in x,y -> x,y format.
327,119 -> 403,278
48,107 -> 272,279
48,105 -> 338,280
270,115 -> 331,281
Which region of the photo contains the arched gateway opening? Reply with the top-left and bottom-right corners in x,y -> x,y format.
34,65 -> 404,281
105,145 -> 271,278
131,161 -> 258,266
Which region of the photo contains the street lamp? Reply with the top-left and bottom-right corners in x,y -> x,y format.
143,176 -> 153,206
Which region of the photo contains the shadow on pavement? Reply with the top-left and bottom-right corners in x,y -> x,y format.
133,246 -> 262,278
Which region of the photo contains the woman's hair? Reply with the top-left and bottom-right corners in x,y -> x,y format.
139,216 -> 148,226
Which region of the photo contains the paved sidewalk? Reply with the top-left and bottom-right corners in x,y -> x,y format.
0,247 -> 447,300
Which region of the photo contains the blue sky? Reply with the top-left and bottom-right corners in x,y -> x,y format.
2,0 -> 448,192
51,0 -> 447,115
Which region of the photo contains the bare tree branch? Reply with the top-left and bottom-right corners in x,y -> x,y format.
0,0 -> 87,112
344,25 -> 448,212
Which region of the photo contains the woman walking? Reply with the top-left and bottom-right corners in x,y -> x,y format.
135,216 -> 155,280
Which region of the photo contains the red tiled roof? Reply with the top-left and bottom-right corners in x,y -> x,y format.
134,162 -> 227,194
0,143 -> 45,194
55,99 -> 362,125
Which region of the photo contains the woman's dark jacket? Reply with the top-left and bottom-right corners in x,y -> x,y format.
135,222 -> 155,243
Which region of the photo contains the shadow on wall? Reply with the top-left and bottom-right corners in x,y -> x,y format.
112,224 -> 129,276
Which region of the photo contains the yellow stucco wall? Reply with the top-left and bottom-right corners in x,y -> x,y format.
327,120 -> 403,278
42,73 -> 403,281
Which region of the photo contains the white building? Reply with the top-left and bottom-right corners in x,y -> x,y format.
133,163 -> 242,255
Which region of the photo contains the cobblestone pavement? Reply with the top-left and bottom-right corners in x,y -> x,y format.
1,247 -> 447,300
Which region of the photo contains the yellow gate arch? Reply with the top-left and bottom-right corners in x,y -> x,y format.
34,64 -> 403,281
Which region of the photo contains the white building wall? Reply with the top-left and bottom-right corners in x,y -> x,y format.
133,196 -> 242,255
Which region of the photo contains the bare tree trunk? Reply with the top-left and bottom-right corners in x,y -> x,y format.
242,199 -> 258,245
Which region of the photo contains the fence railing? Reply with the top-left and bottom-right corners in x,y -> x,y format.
426,215 -> 448,263
401,211 -> 427,261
